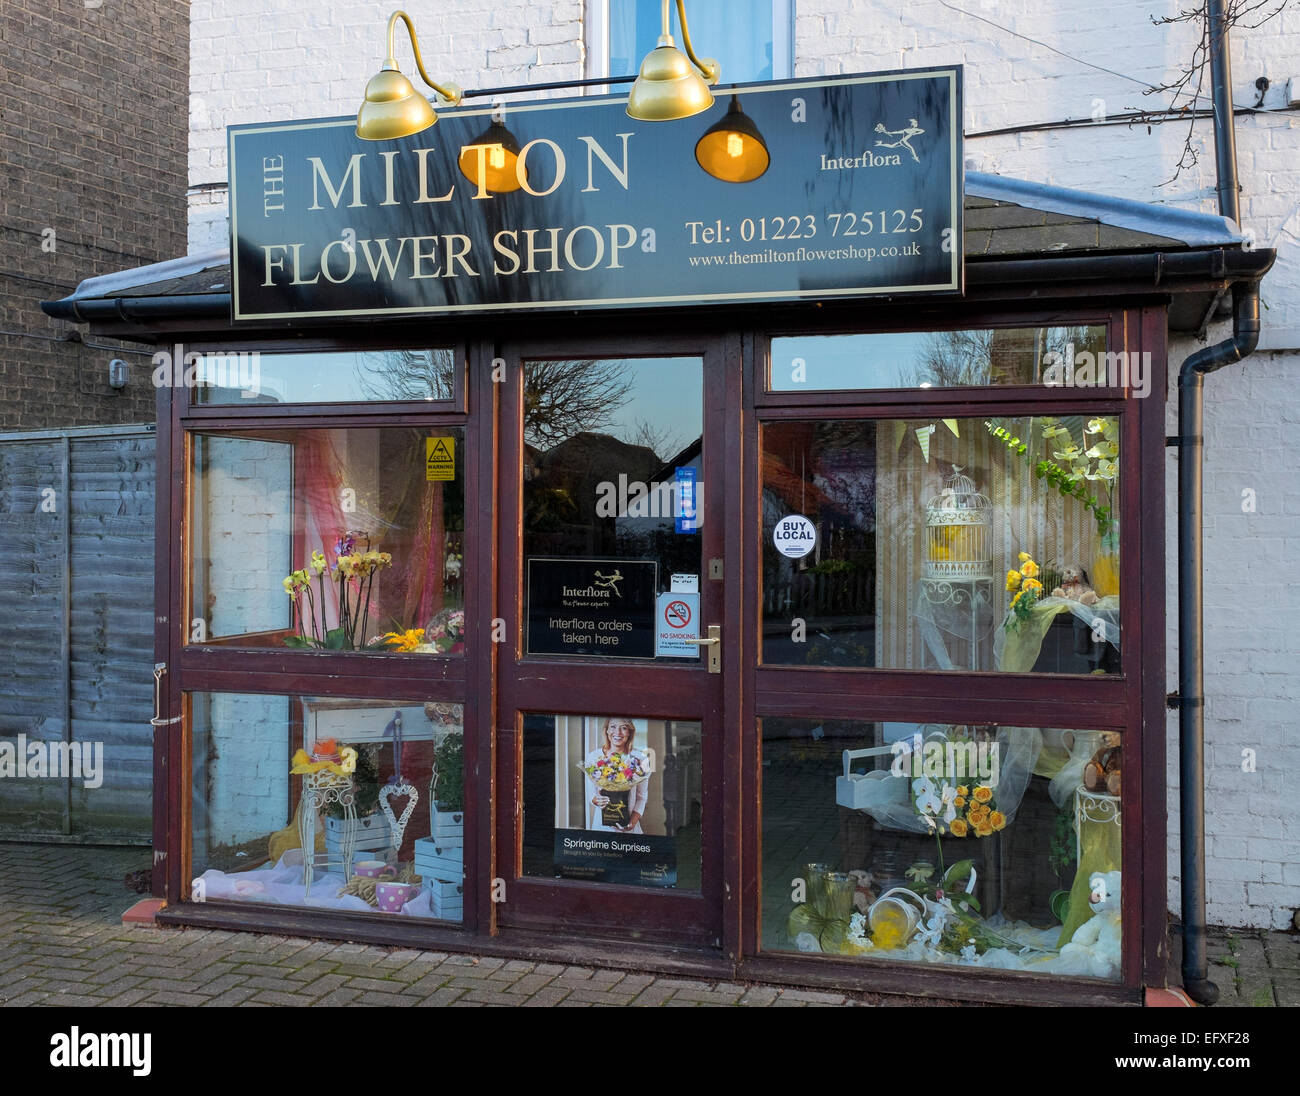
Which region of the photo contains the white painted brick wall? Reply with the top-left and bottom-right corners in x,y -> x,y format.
187,1 -> 1300,928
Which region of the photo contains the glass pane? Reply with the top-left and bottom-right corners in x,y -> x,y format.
762,718 -> 1123,981
190,426 -> 465,654
191,349 -> 456,404
761,414 -> 1120,673
191,694 -> 466,922
770,326 -> 1111,391
610,0 -> 776,82
522,357 -> 703,662
521,713 -> 702,890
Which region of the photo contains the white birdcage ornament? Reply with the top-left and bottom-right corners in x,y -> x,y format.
924,466 -> 992,580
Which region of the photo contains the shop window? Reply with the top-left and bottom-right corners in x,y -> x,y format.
190,693 -> 467,923
598,0 -> 792,83
761,718 -> 1123,981
521,357 -> 702,663
191,348 -> 457,405
189,426 -> 465,654
761,414 -> 1120,673
520,713 -> 703,891
769,326 -> 1112,391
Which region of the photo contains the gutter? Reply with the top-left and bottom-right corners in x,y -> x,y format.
41,247 -> 1272,328
1172,0 -> 1262,1006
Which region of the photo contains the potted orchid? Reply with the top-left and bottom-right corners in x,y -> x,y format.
283,531 -> 393,651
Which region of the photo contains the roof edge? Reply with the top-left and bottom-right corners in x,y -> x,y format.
66,248 -> 231,301
965,172 -> 1243,249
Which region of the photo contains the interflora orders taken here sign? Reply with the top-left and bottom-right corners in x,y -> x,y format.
228,68 -> 962,322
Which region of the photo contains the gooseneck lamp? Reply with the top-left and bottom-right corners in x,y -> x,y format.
695,95 -> 770,182
626,0 -> 721,121
356,10 -> 463,141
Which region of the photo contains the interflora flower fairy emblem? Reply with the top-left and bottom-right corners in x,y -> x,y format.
874,118 -> 925,162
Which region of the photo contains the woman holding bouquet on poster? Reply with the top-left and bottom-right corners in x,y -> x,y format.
583,717 -> 651,833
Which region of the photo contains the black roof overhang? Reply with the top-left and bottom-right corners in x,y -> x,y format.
41,245 -> 1274,344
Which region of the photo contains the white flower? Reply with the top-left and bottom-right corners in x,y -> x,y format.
960,941 -> 978,963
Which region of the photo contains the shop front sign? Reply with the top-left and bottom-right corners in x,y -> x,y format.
229,68 -> 962,322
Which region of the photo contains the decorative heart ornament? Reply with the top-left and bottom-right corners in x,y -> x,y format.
379,780 -> 419,849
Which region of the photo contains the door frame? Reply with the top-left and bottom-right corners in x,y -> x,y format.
491,331 -> 745,951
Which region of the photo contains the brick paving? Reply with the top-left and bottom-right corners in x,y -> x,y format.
0,843 -> 874,1007
1,843 -> 1294,1007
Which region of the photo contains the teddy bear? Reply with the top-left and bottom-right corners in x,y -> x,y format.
847,869 -> 876,914
1083,733 -> 1121,797
1051,564 -> 1099,606
1058,870 -> 1122,979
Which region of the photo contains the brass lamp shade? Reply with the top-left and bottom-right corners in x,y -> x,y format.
695,96 -> 770,182
458,121 -> 525,194
356,67 -> 437,141
626,43 -> 715,121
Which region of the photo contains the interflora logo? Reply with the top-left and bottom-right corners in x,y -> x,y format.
0,733 -> 103,789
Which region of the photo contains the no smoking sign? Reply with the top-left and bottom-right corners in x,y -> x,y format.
655,592 -> 699,658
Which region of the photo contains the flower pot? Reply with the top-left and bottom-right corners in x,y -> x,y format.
324,812 -> 392,858
430,803 -> 464,841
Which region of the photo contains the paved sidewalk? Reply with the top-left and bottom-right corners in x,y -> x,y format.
1,842 -> 1294,1006
0,843 -> 869,1006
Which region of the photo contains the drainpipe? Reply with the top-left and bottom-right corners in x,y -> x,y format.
1175,0 -> 1259,1006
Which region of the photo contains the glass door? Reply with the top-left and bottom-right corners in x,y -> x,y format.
495,334 -> 734,947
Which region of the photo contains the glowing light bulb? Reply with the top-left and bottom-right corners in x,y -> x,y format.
726,132 -> 744,158
489,145 -> 506,170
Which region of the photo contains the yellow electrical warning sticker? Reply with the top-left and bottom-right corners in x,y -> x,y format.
426,437 -> 455,481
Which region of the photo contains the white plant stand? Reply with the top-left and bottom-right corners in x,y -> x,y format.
299,769 -> 356,891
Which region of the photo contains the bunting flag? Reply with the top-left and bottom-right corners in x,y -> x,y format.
943,418 -> 960,438
916,424 -> 935,463
894,420 -> 908,454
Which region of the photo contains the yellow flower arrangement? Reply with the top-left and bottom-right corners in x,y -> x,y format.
989,811 -> 1006,830
954,796 -> 967,809
972,786 -> 993,803
382,627 -> 425,653
1006,551 -> 1044,629
949,818 -> 968,837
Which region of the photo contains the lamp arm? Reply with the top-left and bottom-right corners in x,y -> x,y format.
385,10 -> 463,105
674,0 -> 720,85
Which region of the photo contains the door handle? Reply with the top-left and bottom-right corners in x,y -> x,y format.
151,663 -> 182,727
683,624 -> 721,674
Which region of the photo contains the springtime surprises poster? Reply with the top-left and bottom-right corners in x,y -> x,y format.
552,715 -> 682,887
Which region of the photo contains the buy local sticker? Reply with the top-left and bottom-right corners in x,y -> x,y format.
426,437 -> 455,481
773,514 -> 816,558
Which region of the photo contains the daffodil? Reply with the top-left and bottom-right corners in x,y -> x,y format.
1006,569 -> 1022,591
1018,551 -> 1031,563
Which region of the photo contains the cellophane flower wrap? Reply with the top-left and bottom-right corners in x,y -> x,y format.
579,751 -> 651,792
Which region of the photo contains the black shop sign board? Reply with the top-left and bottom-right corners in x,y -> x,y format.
526,558 -> 658,659
228,67 -> 962,322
